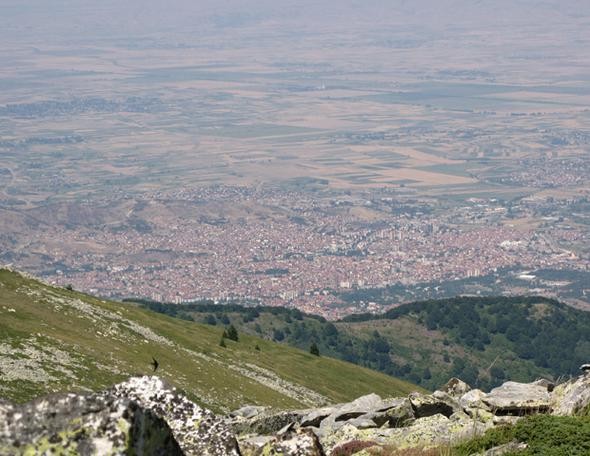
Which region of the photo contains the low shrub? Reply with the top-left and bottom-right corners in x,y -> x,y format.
455,415 -> 590,456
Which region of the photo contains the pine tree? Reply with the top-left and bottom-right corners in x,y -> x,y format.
227,325 -> 239,342
310,342 -> 320,356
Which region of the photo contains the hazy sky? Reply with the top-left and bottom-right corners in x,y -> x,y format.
1,0 -> 589,45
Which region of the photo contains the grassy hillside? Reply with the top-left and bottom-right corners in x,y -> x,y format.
0,269 -> 420,412
138,295 -> 590,391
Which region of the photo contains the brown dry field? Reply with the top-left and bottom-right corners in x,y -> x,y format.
1,4 -> 589,206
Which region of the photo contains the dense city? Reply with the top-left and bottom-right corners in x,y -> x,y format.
8,185 -> 584,318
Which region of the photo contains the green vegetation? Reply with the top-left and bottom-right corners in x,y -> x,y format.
0,269 -> 419,412
310,342 -> 320,356
138,295 -> 590,391
226,324 -> 239,342
454,415 -> 590,455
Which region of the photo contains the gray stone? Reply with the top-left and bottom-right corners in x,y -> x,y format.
108,376 -> 241,455
409,391 -> 460,418
311,393 -> 397,436
322,413 -> 490,454
301,406 -> 338,428
379,398 -> 416,428
243,427 -> 325,456
492,415 -> 522,426
232,409 -> 306,435
238,435 -> 274,455
460,389 -> 488,409
483,381 -> 551,415
230,405 -> 268,419
484,440 -> 528,455
0,390 -> 182,455
551,373 -> 590,416
332,393 -> 383,422
346,417 -> 378,429
439,377 -> 471,398
458,389 -> 493,422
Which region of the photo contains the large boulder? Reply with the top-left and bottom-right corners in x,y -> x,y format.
459,389 -> 488,410
0,391 -> 182,455
367,397 -> 415,428
409,391 -> 460,419
312,394 -> 415,435
483,381 -> 551,415
301,406 -> 339,428
108,376 -> 241,455
232,409 -> 306,435
551,373 -> 590,416
459,389 -> 494,422
439,377 -> 471,398
0,376 -> 241,456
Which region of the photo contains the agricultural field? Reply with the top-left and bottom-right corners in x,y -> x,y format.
0,1 -> 589,314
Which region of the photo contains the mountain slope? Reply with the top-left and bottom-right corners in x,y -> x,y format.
142,295 -> 590,391
0,269 -> 420,412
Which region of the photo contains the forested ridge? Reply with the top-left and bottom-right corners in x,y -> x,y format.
135,295 -> 590,391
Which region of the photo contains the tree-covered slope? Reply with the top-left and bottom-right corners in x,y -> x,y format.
140,295 -> 590,391
0,269 -> 419,412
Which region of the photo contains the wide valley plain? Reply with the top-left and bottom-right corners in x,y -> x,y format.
1,1 -> 589,317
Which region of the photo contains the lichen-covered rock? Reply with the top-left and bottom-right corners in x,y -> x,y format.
346,417 -> 378,429
376,397 -> 415,428
242,427 -> 325,456
409,391 -> 460,418
305,395 -> 416,436
483,440 -> 528,455
439,377 -> 471,398
550,373 -> 590,416
322,413 -> 490,454
232,409 -> 306,435
332,394 -> 384,422
483,381 -> 551,415
459,389 -> 488,410
0,391 -> 182,455
458,389 -> 493,422
108,376 -> 241,455
0,376 -> 242,456
230,405 -> 269,420
301,406 -> 339,428
238,435 -> 274,455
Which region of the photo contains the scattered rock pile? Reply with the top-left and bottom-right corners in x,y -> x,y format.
1,372 -> 589,455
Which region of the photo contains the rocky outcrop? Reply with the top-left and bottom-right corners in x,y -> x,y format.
2,371 -> 590,455
234,372 -> 590,454
439,377 -> 471,398
483,380 -> 551,415
232,409 -> 307,435
409,391 -> 460,418
0,390 -> 183,455
550,372 -> 590,416
0,376 -> 240,456
108,376 -> 241,455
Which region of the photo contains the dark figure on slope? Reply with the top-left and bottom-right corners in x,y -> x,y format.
151,357 -> 159,372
